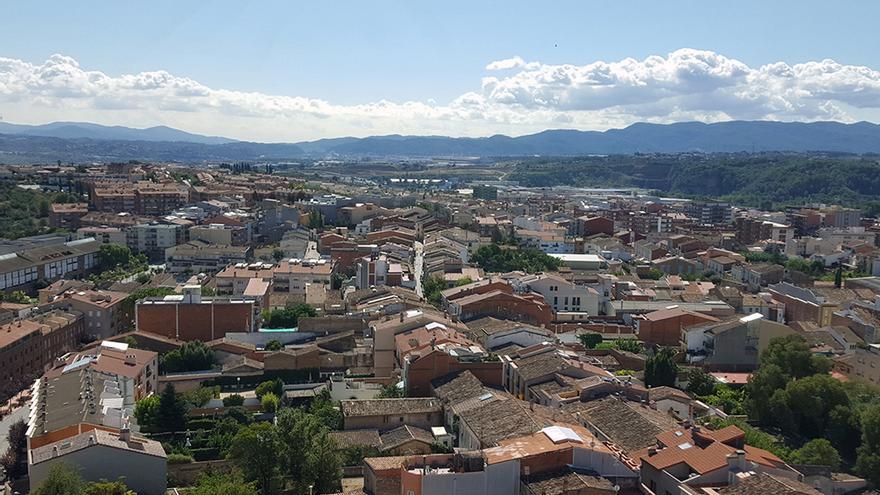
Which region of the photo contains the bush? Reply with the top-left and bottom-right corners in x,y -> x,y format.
261,392 -> 280,414
223,394 -> 246,407
190,447 -> 222,462
160,341 -> 216,374
167,453 -> 194,464
255,379 -> 283,399
186,418 -> 218,431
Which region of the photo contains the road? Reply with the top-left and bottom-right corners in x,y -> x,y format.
0,405 -> 29,454
414,241 -> 424,298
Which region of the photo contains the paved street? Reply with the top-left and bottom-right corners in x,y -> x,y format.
0,405 -> 29,454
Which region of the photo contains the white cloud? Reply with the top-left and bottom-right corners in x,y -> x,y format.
1,49 -> 879,141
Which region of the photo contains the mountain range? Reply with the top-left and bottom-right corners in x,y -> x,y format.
1,120 -> 879,163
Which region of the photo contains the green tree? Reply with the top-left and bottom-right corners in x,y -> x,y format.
133,395 -> 160,428
201,286 -> 216,296
2,291 -> 34,305
423,275 -> 447,307
272,249 -> 286,262
261,392 -> 280,414
223,394 -> 246,407
262,303 -> 317,329
190,472 -> 259,495
856,404 -> 880,484
125,286 -> 176,304
265,339 -> 283,351
156,384 -> 187,432
781,374 -> 850,436
207,417 -> 244,457
454,277 -> 473,287
31,463 -> 86,495
577,332 -> 603,349
1,419 -> 28,479
645,348 -> 678,388
255,379 -> 284,399
230,422 -> 282,495
644,268 -> 664,280
377,383 -> 405,398
471,243 -> 561,273
307,431 -> 342,494
309,389 -> 342,430
160,340 -> 216,373
761,335 -> 830,379
791,438 -> 842,469
97,244 -> 133,270
83,479 -> 135,495
745,363 -> 789,423
685,368 -> 717,397
276,409 -> 323,489
700,384 -> 746,415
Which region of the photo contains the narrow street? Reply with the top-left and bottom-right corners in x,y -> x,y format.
413,241 -> 424,298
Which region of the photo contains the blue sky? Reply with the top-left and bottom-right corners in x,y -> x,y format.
2,1 -> 880,141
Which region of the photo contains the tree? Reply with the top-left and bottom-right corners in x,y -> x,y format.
422,275 -> 447,307
644,268 -> 665,280
97,244 -> 133,270
2,290 -> 34,305
160,340 -> 215,373
306,431 -> 342,494
208,417 -> 245,457
645,348 -> 678,388
83,479 -> 136,495
471,243 -> 561,273
856,404 -> 880,484
156,384 -> 187,432
31,463 -> 86,495
685,368 -> 717,397
201,286 -> 216,296
230,422 -> 282,495
377,383 -> 405,398
272,249 -> 286,262
276,409 -> 323,486
265,339 -> 283,351
1,419 -> 27,479
223,394 -> 246,407
255,378 -> 284,399
577,332 -> 603,349
133,395 -> 160,428
261,392 -> 280,414
454,277 -> 473,287
792,438 -> 842,470
745,363 -> 789,423
309,389 -> 342,430
758,374 -> 852,440
125,286 -> 176,304
834,266 -> 843,288
760,335 -> 830,379
190,472 -> 260,495
262,303 -> 317,329
700,384 -> 746,415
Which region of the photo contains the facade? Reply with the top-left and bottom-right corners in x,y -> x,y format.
519,274 -> 600,316
0,310 -> 84,402
29,429 -> 167,495
0,238 -> 100,293
135,285 -> 258,341
735,217 -> 794,246
683,314 -> 796,371
341,398 -> 443,431
635,308 -> 720,347
49,203 -> 89,229
127,223 -> 185,260
165,240 -> 251,274
47,289 -> 132,340
273,258 -> 335,296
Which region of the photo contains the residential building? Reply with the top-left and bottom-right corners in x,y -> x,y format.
0,310 -> 84,402
0,238 -> 100,293
46,289 -> 132,340
735,217 -> 794,246
127,223 -> 186,260
135,285 -> 258,341
640,425 -> 801,495
635,307 -> 720,347
683,313 -> 796,371
340,398 -> 443,431
273,258 -> 335,296
165,240 -> 251,274
49,203 -> 89,229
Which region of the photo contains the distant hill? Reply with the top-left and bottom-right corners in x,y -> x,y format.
298,121 -> 880,156
0,121 -> 237,145
1,120 -> 880,163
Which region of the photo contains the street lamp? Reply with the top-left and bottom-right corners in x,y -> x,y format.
309,484 -> 314,495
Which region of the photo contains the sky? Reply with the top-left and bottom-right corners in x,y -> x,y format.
2,0 -> 880,142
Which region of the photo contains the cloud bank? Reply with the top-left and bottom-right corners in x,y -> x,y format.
1,49 -> 879,141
